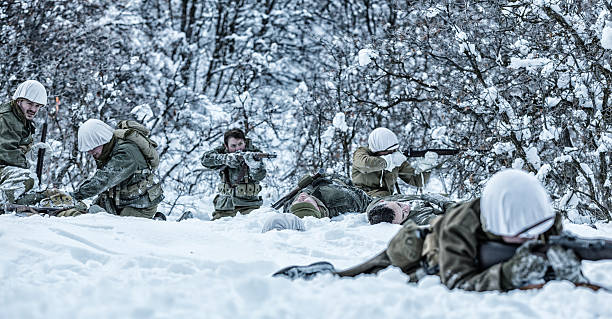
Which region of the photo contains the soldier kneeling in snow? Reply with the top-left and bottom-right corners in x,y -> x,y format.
71,119 -> 164,219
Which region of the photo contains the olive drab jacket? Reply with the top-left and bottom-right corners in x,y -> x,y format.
282,176 -> 372,218
423,199 -> 563,291
0,101 -> 35,168
351,147 -> 430,197
201,139 -> 266,211
73,136 -> 163,212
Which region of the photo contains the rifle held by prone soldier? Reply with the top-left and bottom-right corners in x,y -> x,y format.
272,169 -> 324,210
402,148 -> 462,158
478,234 -> 612,269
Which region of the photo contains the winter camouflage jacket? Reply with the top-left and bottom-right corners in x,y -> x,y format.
429,199 -> 562,291
201,139 -> 266,210
366,193 -> 452,226
351,147 -> 430,197
0,101 -> 35,168
282,176 -> 372,218
73,137 -> 163,210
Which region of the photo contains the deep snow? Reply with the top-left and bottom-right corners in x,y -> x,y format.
1,204 -> 612,319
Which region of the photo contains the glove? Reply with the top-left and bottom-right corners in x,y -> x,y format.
413,151 -> 439,173
381,153 -> 396,171
56,208 -> 82,217
224,153 -> 245,168
39,192 -> 75,207
243,153 -> 263,170
501,239 -> 550,289
546,245 -> 588,284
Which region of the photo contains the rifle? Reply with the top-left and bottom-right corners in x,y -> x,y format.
402,148 -> 462,158
478,234 -> 612,269
0,203 -> 74,217
271,169 -> 324,210
35,107 -> 49,187
235,151 -> 277,160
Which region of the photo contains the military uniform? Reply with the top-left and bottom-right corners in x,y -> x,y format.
282,176 -> 372,218
201,139 -> 266,220
0,101 -> 36,203
392,199 -> 563,291
366,193 -> 452,226
351,147 -> 430,197
73,136 -> 163,219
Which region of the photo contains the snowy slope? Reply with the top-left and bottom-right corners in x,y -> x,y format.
1,208 -> 612,319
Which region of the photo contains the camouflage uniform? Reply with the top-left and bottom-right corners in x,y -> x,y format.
73,136 -> 163,218
351,146 -> 430,197
0,101 -> 36,203
404,199 -> 562,291
366,193 -> 452,226
282,175 -> 372,218
201,139 -> 266,220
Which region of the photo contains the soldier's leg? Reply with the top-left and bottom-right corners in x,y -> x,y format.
211,193 -> 236,220
0,166 -> 36,203
94,193 -> 120,215
212,210 -> 237,220
119,205 -> 157,219
236,206 -> 259,215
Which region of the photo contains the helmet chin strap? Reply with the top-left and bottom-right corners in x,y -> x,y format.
512,215 -> 556,237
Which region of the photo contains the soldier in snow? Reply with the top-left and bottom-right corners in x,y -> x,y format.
0,80 -> 48,204
262,173 -> 449,232
71,119 -> 164,218
385,169 -> 587,291
352,127 -> 430,197
201,128 -> 267,220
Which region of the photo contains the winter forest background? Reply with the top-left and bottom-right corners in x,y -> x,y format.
1,0 -> 610,221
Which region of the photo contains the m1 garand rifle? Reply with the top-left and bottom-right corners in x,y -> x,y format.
478,234 -> 612,269
35,101 -> 50,187
272,169 -> 324,210
0,203 -> 75,217
229,152 -> 277,186
402,148 -> 462,158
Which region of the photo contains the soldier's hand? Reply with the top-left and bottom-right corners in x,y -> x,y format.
56,208 -> 82,217
224,153 -> 245,168
243,153 -> 263,170
546,245 -> 588,284
40,191 -> 75,207
501,239 -> 549,289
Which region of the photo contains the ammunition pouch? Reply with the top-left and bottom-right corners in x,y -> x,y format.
113,171 -> 163,207
218,182 -> 261,197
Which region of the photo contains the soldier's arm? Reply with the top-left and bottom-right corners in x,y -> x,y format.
352,148 -> 386,173
397,162 -> 430,187
200,146 -> 227,169
437,205 -> 505,292
73,147 -> 140,201
0,118 -> 29,167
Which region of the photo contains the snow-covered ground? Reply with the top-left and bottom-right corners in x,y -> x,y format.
1,207 -> 612,319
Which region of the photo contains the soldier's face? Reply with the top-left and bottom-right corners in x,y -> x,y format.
225,137 -> 246,153
293,192 -> 320,211
17,99 -> 43,120
384,201 -> 411,224
87,145 -> 104,159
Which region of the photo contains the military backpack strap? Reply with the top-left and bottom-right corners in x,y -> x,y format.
113,120 -> 159,169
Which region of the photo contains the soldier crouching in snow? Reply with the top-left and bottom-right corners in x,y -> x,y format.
71,119 -> 164,219
0,80 -> 47,204
201,128 -> 267,220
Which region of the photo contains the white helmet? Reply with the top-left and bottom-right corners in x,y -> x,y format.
480,169 -> 554,238
78,119 -> 114,152
13,80 -> 47,106
368,127 -> 399,152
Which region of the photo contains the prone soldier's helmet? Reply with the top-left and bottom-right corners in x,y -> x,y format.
368,127 -> 399,153
13,80 -> 47,106
78,119 -> 114,152
480,169 -> 554,238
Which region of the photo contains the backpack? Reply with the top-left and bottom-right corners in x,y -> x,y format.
113,120 -> 159,169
